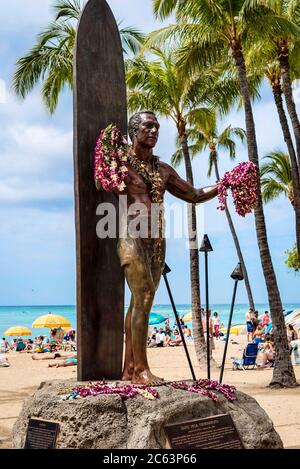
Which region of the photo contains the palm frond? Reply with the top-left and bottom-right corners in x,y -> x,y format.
53,0 -> 83,21
153,0 -> 180,20
260,150 -> 292,203
171,148 -> 184,168
119,24 -> 145,55
261,177 -> 288,202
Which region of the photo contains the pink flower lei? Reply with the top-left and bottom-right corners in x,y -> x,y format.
94,124 -> 128,192
217,161 -> 258,217
64,380 -> 236,403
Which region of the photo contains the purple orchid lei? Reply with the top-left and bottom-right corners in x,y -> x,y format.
94,124 -> 128,192
65,380 -> 236,402
70,382 -> 159,401
171,379 -> 236,402
217,161 -> 258,217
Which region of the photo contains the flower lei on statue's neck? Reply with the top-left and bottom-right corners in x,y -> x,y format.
127,147 -> 164,263
94,125 -> 164,262
94,125 -> 163,203
94,124 -> 128,192
127,147 -> 163,204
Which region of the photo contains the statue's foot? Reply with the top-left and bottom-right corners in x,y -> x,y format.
121,364 -> 134,382
131,369 -> 164,386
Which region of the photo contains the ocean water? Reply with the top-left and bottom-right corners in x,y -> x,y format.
0,303 -> 299,340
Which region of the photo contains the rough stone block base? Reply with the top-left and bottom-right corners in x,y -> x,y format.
12,380 -> 283,449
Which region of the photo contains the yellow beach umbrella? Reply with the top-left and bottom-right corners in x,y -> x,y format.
183,312 -> 192,323
32,313 -> 71,329
4,326 -> 32,337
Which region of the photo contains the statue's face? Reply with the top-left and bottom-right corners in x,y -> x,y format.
135,113 -> 160,148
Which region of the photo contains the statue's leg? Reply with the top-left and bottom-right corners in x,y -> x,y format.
121,296 -> 134,381
124,258 -> 164,385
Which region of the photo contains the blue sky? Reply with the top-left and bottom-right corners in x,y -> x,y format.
0,0 -> 298,306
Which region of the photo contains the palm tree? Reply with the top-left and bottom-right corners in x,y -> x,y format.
126,46 -> 240,368
246,45 -> 300,259
269,0 -> 300,171
172,113 -> 255,310
261,151 -> 294,205
261,151 -> 300,276
151,0 -> 297,387
12,0 -> 145,113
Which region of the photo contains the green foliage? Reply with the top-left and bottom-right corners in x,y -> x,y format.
171,110 -> 246,177
260,151 -> 293,204
285,244 -> 300,273
149,1 -> 300,79
12,0 -> 145,113
126,45 -> 242,131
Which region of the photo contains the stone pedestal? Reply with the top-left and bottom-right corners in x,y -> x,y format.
12,380 -> 283,449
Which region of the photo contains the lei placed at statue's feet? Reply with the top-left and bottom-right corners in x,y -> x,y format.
61,379 -> 236,402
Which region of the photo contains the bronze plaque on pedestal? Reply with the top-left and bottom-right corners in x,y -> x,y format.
24,418 -> 59,449
164,414 -> 244,449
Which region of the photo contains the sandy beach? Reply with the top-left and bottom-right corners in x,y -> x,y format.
1,336 -> 300,449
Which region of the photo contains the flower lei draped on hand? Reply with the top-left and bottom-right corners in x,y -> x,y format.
217,162 -> 258,217
94,124 -> 128,192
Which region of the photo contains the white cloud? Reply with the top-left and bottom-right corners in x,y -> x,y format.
0,179 -> 72,204
0,93 -> 73,205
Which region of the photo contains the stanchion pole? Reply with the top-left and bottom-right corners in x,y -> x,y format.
219,263 -> 244,384
199,235 -> 213,380
163,263 -> 196,381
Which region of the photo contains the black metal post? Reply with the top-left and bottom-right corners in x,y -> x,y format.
163,264 -> 196,381
219,281 -> 238,384
199,234 -> 213,381
219,262 -> 244,384
204,251 -> 210,380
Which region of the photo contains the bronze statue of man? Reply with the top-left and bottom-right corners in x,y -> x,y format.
98,111 -> 218,385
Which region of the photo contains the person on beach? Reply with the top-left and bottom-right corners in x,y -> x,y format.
260,334 -> 275,367
147,330 -> 157,348
261,311 -> 270,334
253,325 -> 264,344
252,311 -> 260,334
1,338 -> 10,353
155,328 -> 165,347
164,317 -> 172,337
32,351 -> 76,360
48,356 -> 77,368
287,324 -> 298,342
165,329 -> 182,346
245,307 -> 254,342
184,325 -> 192,340
212,312 -> 222,339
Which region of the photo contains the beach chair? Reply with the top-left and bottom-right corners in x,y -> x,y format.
232,343 -> 259,370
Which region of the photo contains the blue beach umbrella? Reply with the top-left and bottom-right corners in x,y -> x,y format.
148,312 -> 166,325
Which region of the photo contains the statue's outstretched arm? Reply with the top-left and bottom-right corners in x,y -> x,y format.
164,163 -> 218,204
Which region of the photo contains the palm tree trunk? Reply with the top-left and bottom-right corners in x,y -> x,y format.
278,45 -> 300,173
271,82 -> 300,260
180,131 -> 212,369
232,45 -> 297,387
213,158 -> 255,310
